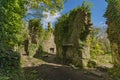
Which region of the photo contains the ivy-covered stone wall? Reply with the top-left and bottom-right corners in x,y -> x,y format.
104,0 -> 120,67
24,19 -> 55,57
54,6 -> 92,68
104,0 -> 120,79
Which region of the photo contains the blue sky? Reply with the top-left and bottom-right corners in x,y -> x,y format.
62,0 -> 108,27
25,0 -> 108,28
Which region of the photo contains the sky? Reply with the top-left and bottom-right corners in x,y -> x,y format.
25,0 -> 108,28
62,0 -> 108,27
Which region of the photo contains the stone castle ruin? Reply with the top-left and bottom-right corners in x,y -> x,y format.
42,33 -> 56,54
24,19 -> 56,57
54,6 -> 93,68
24,6 -> 93,69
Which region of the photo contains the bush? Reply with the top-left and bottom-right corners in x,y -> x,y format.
87,60 -> 97,68
0,49 -> 24,80
109,67 -> 120,80
0,49 -> 20,69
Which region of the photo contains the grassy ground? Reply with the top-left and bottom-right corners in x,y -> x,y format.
21,53 -> 112,80
91,54 -> 113,68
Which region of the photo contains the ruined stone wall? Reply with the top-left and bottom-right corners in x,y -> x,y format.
104,0 -> 120,67
42,33 -> 56,54
54,7 -> 92,68
106,21 -> 120,67
24,19 -> 56,57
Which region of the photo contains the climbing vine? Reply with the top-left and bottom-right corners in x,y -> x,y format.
0,0 -> 26,79
0,0 -> 66,79
25,18 -> 54,57
54,3 -> 92,67
104,0 -> 120,79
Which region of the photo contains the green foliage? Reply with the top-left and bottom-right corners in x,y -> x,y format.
28,19 -> 53,43
27,0 -> 67,18
29,19 -> 42,32
89,40 -> 103,57
44,23 -> 54,40
105,0 -> 120,69
78,40 -> 86,57
87,60 -> 97,68
42,0 -> 65,11
55,14 -> 69,42
104,0 -> 120,42
30,0 -> 60,9
0,0 -> 26,79
54,5 -> 92,67
109,67 -> 120,80
87,28 -> 102,58
29,43 -> 38,57
0,0 -> 66,79
0,50 -> 20,69
27,19 -> 53,57
55,6 -> 91,43
0,76 -> 9,80
82,0 -> 94,10
87,28 -> 111,58
29,18 -> 43,44
0,49 -> 24,80
33,45 -> 44,58
0,0 -> 26,49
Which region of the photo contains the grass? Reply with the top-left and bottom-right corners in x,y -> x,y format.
91,54 -> 113,67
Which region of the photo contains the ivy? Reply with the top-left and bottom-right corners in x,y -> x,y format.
105,0 -> 120,79
54,4 -> 92,67
0,0 -> 26,49
0,0 -> 26,79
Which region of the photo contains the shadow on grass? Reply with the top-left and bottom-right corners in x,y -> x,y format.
33,50 -> 62,64
26,47 -> 111,80
23,64 -> 107,80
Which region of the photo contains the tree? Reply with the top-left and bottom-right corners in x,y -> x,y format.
87,27 -> 111,58
0,0 -> 26,49
104,0 -> 120,79
0,0 -> 66,79
0,0 -> 26,79
104,0 -> 120,67
82,0 -> 93,10
25,0 -> 67,20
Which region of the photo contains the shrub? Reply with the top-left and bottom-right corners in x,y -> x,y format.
0,49 -> 24,80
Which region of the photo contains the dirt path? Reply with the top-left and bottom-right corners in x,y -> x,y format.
22,54 -> 112,80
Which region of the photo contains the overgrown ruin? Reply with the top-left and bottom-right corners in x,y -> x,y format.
24,19 -> 56,57
42,33 -> 56,54
54,6 -> 93,68
103,0 -> 120,79
104,0 -> 120,68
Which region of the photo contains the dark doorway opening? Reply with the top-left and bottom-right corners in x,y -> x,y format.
50,48 -> 54,53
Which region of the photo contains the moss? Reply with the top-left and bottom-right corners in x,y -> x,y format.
29,43 -> 38,57
54,6 -> 92,68
104,1 -> 120,77
109,67 -> 120,80
87,60 -> 97,68
104,0 -> 120,67
24,18 -> 54,57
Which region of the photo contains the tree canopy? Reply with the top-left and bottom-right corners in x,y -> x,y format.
0,0 -> 26,49
25,0 -> 66,20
